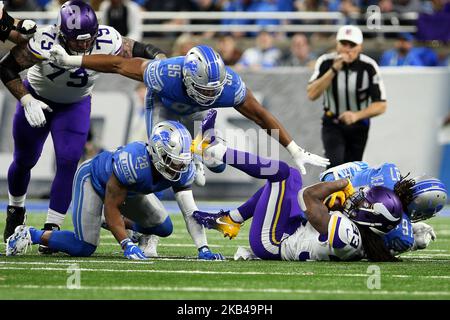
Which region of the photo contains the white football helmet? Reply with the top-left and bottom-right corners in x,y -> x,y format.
182,45 -> 227,106
148,121 -> 193,181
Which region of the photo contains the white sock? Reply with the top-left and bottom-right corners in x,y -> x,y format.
229,209 -> 244,223
46,209 -> 66,227
8,192 -> 26,207
204,142 -> 227,166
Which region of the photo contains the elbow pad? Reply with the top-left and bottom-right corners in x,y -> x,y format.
0,9 -> 15,42
0,52 -> 22,84
132,41 -> 166,60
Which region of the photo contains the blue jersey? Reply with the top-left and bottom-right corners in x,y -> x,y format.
143,57 -> 247,116
320,161 -> 414,254
89,141 -> 195,198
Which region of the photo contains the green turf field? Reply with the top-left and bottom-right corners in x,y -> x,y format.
0,211 -> 449,300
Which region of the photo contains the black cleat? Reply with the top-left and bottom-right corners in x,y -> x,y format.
38,223 -> 60,255
4,206 -> 26,243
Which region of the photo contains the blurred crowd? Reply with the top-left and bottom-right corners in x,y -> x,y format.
3,0 -> 449,66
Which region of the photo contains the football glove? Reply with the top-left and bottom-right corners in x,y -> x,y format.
198,246 -> 225,260
20,94 -> 53,128
15,19 -> 37,37
286,141 -> 330,175
121,238 -> 147,260
411,222 -> 436,250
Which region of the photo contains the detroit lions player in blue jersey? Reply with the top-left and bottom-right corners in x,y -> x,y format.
6,121 -> 224,260
319,162 -> 447,255
48,43 -> 330,187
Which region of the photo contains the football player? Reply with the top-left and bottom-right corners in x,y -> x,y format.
191,110 -> 446,261
6,121 -> 224,260
0,1 -> 166,250
319,162 -> 447,255
0,2 -> 37,45
47,42 -> 330,189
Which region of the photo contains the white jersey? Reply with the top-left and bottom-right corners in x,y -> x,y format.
280,212 -> 364,261
26,24 -> 122,104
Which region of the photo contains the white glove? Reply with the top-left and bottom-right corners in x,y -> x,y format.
20,94 -> 53,128
411,222 -> 436,250
48,44 -> 82,67
286,141 -> 330,175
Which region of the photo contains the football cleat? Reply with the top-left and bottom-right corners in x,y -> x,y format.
38,223 -> 60,255
4,206 -> 27,243
191,109 -> 218,156
138,234 -> 159,258
193,210 -> 241,239
6,225 -> 32,256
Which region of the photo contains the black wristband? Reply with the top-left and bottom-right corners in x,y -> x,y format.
132,41 -> 166,60
331,66 -> 338,74
0,9 -> 15,42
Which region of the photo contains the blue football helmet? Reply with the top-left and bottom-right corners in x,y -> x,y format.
343,186 -> 403,235
182,45 -> 227,106
148,121 -> 193,181
406,175 -> 447,222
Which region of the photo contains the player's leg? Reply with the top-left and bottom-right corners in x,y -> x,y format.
46,96 -> 91,229
6,161 -> 100,256
321,119 -> 346,168
247,178 -> 300,260
119,194 -> 173,257
3,101 -> 51,242
343,123 -> 369,163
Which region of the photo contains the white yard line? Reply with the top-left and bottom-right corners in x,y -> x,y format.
1,264 -> 449,279
0,284 -> 448,296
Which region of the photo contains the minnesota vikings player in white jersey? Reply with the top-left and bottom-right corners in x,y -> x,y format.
0,0 -> 166,248
48,42 -> 331,188
192,110 -> 443,262
6,121 -> 224,260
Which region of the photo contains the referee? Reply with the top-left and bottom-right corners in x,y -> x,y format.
307,25 -> 387,168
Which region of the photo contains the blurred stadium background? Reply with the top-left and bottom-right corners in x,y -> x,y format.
0,0 -> 449,202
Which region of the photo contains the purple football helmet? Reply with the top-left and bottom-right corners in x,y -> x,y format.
57,0 -> 98,54
343,186 -> 403,235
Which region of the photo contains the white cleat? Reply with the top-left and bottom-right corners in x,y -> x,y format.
139,234 -> 159,258
6,225 -> 32,256
194,157 -> 206,187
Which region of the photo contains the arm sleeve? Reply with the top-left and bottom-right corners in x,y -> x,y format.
174,189 -> 208,249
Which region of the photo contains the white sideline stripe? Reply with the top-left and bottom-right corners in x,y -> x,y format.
0,284 -> 449,296
1,264 -> 450,279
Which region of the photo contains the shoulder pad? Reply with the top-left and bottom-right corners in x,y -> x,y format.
94,25 -> 123,55
328,212 -> 362,251
112,149 -> 138,185
27,26 -> 59,60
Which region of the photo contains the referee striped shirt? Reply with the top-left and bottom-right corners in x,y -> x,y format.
309,52 -> 387,116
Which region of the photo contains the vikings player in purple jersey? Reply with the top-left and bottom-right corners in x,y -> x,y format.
47,43 -> 330,189
0,1 -> 166,248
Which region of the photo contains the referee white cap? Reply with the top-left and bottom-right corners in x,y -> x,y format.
336,25 -> 363,45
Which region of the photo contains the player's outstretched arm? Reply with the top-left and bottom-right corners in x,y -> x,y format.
235,88 -> 330,174
298,179 -> 349,234
49,44 -> 149,82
